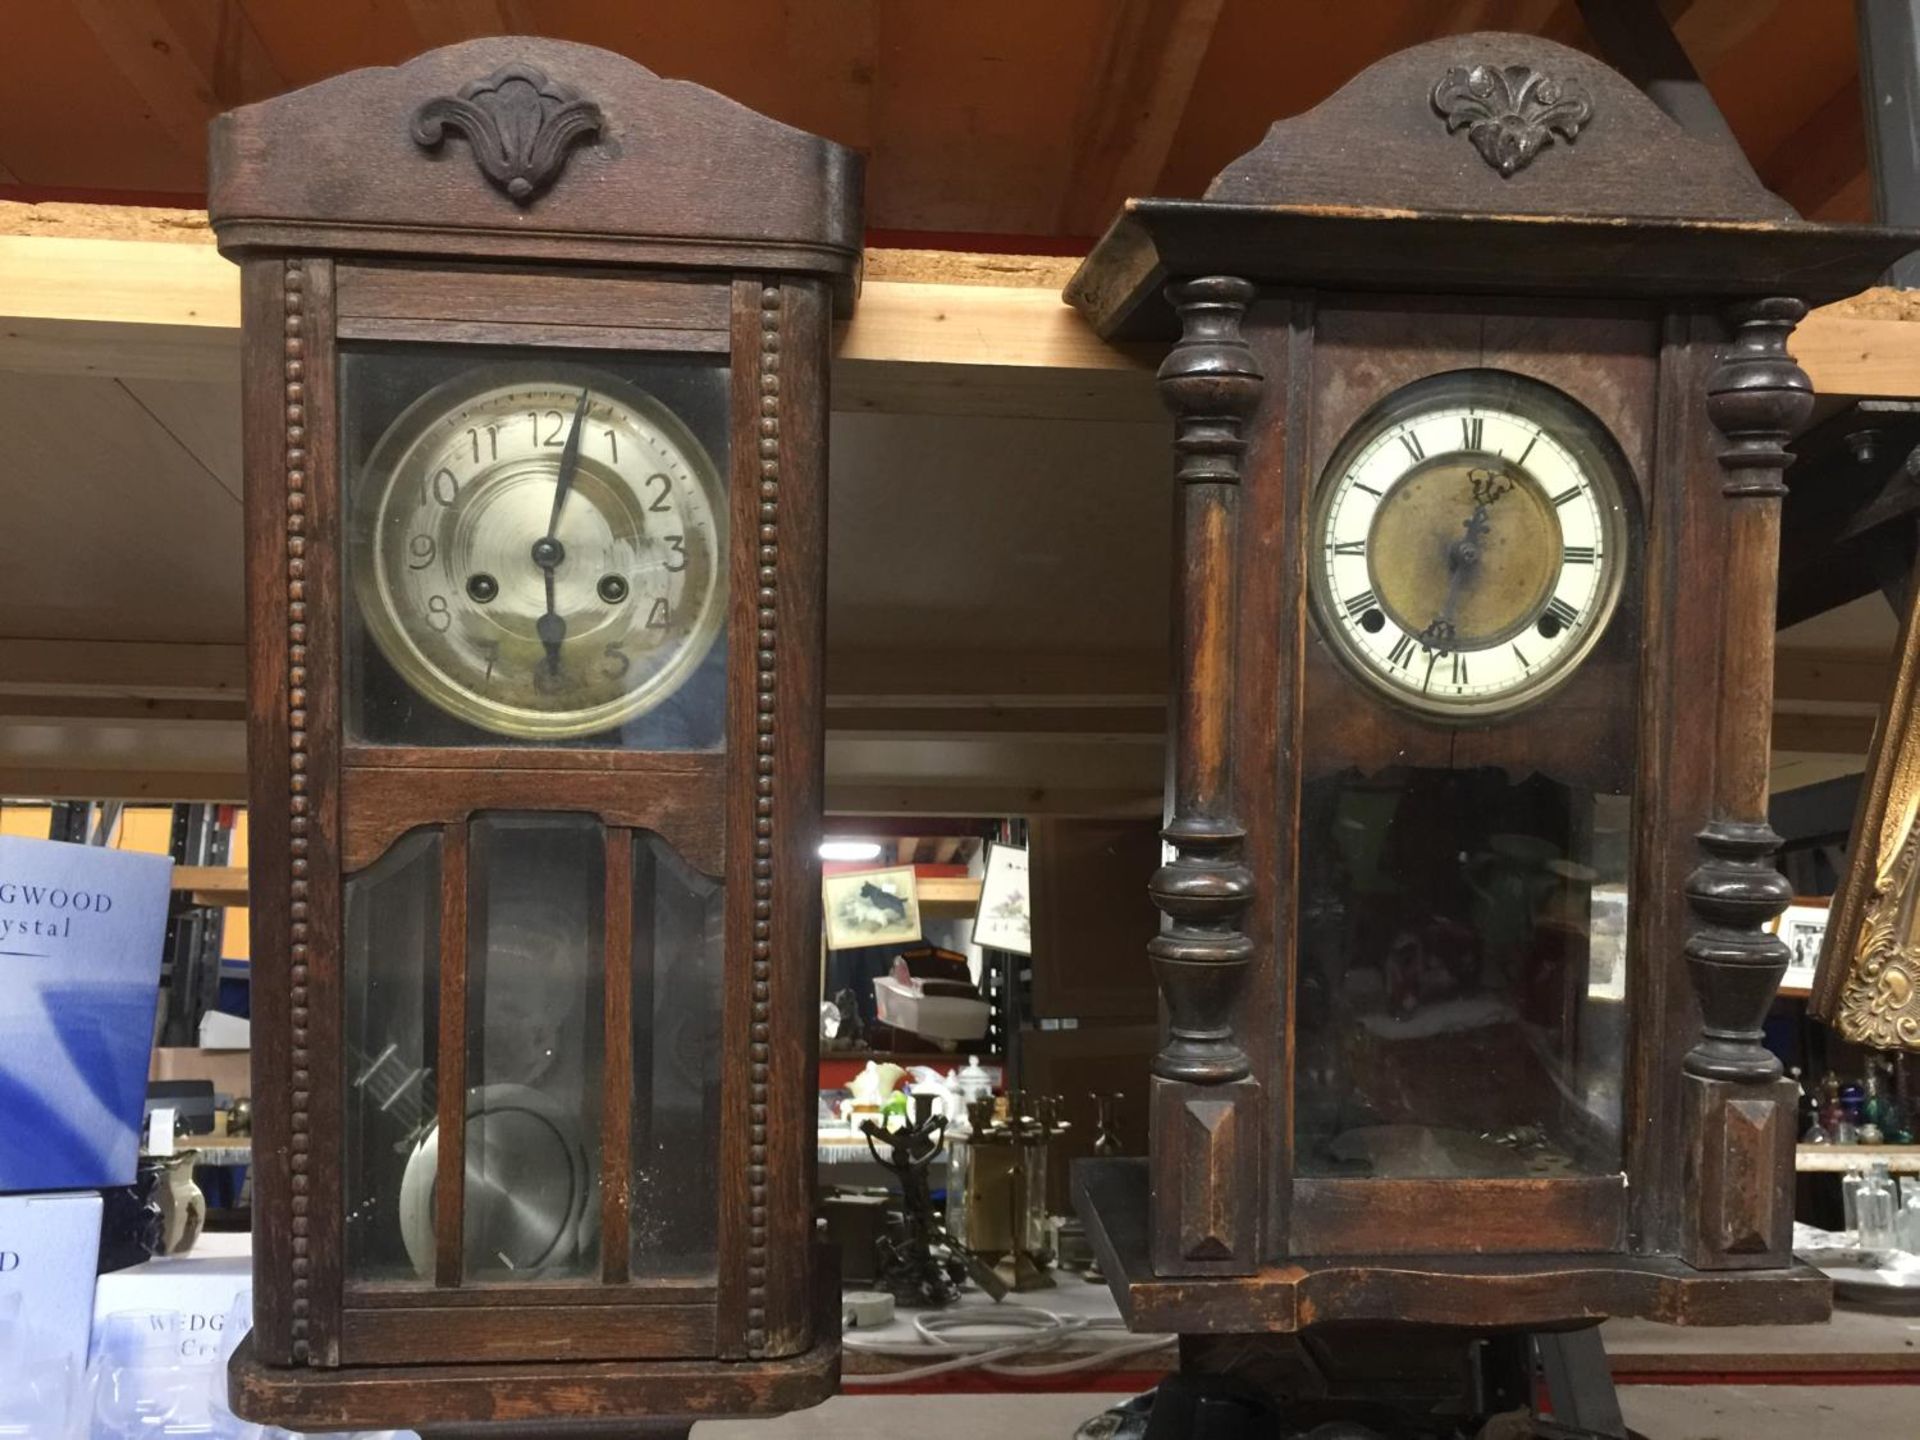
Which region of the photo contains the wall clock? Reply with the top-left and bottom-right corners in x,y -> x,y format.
1308,368 -> 1630,716
208,38 -> 860,1436
1063,30 -> 1915,1439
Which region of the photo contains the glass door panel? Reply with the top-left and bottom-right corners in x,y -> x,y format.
464,812 -> 605,1282
1294,772 -> 1630,1179
343,829 -> 442,1281
628,833 -> 723,1279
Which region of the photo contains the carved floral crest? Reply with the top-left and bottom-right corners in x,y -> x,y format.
411,62 -> 604,205
1431,64 -> 1594,177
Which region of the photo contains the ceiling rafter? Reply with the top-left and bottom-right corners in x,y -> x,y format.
1056,0 -> 1227,237
69,0 -> 286,174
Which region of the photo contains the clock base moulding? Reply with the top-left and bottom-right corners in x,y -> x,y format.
226,1282 -> 840,1437
1077,1159 -> 1831,1334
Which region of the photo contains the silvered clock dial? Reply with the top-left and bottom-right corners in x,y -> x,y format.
1309,370 -> 1630,717
350,364 -> 726,740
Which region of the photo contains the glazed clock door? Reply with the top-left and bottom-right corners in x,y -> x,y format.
297,262 -> 777,1366
1281,300 -> 1652,1257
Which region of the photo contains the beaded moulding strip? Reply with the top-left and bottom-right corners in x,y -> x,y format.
282,258 -> 315,1362
744,282 -> 782,1357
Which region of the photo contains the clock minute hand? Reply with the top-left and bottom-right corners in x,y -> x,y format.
1420,503 -> 1492,650
545,387 -> 592,540
531,388 -> 591,675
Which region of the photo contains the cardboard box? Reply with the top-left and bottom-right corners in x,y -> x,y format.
90,1229 -> 253,1367
0,1190 -> 103,1435
0,836 -> 172,1192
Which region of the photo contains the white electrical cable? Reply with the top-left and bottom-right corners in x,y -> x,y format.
841,1304 -> 1176,1385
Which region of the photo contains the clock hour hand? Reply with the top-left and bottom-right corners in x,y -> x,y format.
545,387 -> 592,540
536,570 -> 566,672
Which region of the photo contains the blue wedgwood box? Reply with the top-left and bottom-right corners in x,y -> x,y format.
0,837 -> 172,1193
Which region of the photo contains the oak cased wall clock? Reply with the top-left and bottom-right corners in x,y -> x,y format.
1064,30 -> 1914,1430
208,39 -> 859,1435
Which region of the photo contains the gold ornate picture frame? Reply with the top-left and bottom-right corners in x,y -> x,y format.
1811,590 -> 1920,1049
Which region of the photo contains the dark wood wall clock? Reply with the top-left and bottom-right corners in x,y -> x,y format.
207,38 -> 859,1437
1065,31 -> 1915,1438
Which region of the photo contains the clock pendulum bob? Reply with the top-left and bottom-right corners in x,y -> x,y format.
1058,25 -> 1918,1440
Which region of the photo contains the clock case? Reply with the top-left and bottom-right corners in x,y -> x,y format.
1066,32 -> 1918,1339
208,38 -> 858,1434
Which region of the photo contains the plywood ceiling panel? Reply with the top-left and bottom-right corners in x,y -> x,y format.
824,412 -> 1171,661
866,0 -> 1122,234
120,374 -> 243,502
0,2 -> 209,192
0,0 -> 1873,231
0,371 -> 242,644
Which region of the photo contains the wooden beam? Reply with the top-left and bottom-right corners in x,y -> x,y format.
174,863 -> 248,906
1672,0 -> 1786,73
1787,313 -> 1920,399
0,234 -> 239,383
1775,649 -> 1893,705
0,767 -> 245,802
827,783 -> 1161,819
826,648 -> 1164,703
1757,76 -> 1869,223
0,694 -> 244,723
0,639 -> 245,701
1773,712 -> 1878,754
7,225 -> 1920,408
828,705 -> 1164,738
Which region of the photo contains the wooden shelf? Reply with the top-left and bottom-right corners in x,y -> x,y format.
918,874 -> 982,915
1796,1144 -> 1920,1173
173,864 -> 247,906
170,866 -> 970,913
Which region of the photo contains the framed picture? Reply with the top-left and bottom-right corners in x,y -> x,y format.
972,842 -> 1032,956
1811,587 -> 1920,1049
1773,898 -> 1830,997
823,865 -> 922,950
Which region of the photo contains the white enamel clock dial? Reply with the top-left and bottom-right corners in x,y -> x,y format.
1309,371 -> 1629,718
350,366 -> 726,739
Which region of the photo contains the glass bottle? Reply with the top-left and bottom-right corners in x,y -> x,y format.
1897,1055 -> 1918,1144
1091,1092 -> 1124,1156
1840,1080 -> 1867,1145
1858,1161 -> 1899,1250
1801,1064 -> 1831,1143
1843,1167 -> 1866,1237
1820,1073 -> 1845,1137
1025,1095 -> 1064,1266
1897,1181 -> 1920,1254
1864,1057 -> 1893,1130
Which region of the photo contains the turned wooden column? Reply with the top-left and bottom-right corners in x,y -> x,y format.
1147,276 -> 1264,1275
1681,297 -> 1810,1269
